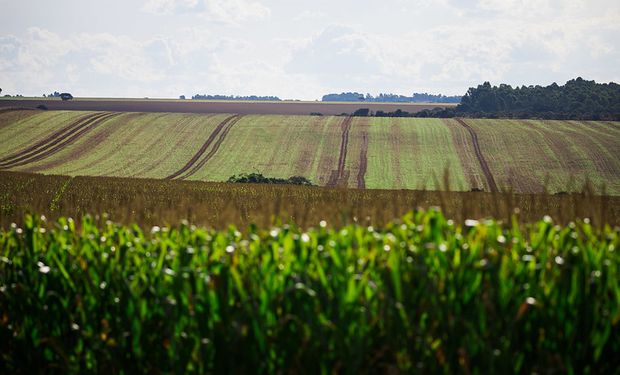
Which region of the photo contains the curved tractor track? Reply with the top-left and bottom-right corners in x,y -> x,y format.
455,118 -> 498,192
0,112 -> 107,164
0,112 -> 118,170
327,116 -> 353,187
167,115 -> 242,180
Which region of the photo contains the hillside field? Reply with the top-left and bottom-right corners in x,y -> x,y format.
0,109 -> 618,194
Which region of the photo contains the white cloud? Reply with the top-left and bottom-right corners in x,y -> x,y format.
142,0 -> 270,24
205,0 -> 270,24
142,0 -> 201,14
1,0 -> 618,98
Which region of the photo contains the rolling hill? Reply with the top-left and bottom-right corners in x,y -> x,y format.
0,109 -> 618,194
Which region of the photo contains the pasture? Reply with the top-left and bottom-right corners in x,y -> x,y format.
0,109 -> 618,194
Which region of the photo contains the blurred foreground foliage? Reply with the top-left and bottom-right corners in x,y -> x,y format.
1,210 -> 619,374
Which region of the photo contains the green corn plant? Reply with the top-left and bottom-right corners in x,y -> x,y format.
0,210 -> 618,374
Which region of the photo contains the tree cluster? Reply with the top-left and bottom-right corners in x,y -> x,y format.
457,78 -> 620,120
342,78 -> 620,120
227,173 -> 314,186
322,92 -> 461,103
351,107 -> 456,118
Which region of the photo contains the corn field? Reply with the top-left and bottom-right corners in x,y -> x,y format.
1,210 -> 619,373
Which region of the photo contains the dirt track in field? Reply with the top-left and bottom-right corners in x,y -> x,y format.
455,118 -> 498,192
183,115 -> 243,179
0,99 -> 452,116
357,131 -> 369,189
327,116 -> 353,187
167,115 -> 241,180
0,112 -> 117,169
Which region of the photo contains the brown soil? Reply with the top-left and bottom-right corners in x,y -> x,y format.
327,116 -> 352,187
167,115 -> 240,180
357,131 -> 369,189
0,99 -> 451,116
455,118 -> 498,192
0,112 -> 116,169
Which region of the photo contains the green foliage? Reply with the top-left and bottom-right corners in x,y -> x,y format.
352,108 -> 370,117
1,211 -> 619,373
227,173 -> 314,186
458,78 -> 620,120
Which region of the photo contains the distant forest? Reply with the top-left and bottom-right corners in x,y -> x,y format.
455,77 -> 620,120
191,94 -> 281,101
364,78 -> 620,121
322,92 -> 461,103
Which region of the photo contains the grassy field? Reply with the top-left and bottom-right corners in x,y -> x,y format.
0,109 -> 618,194
467,119 -> 620,193
1,209 -> 618,373
365,117 -> 469,190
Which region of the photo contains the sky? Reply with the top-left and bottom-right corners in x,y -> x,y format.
0,0 -> 619,100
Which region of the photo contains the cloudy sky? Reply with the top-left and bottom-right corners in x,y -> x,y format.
1,0 -> 618,99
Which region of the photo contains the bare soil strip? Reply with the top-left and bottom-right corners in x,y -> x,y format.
455,118 -> 498,192
327,116 -> 353,187
166,115 -> 239,180
0,99 -> 453,116
357,131 -> 369,189
0,112 -> 108,165
182,115 -> 243,179
0,107 -> 38,114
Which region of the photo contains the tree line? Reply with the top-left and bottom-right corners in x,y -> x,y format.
322,92 -> 461,103
454,78 -> 620,120
349,78 -> 620,120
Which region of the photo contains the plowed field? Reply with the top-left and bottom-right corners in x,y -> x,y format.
1,109 -> 618,194
0,98 -> 453,116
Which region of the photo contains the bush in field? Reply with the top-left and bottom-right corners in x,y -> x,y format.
0,211 -> 619,374
352,108 -> 370,116
227,173 -> 314,186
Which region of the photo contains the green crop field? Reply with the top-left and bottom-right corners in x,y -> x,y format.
1,210 -> 618,373
185,115 -> 346,184
0,109 -> 618,194
365,117 -> 468,190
